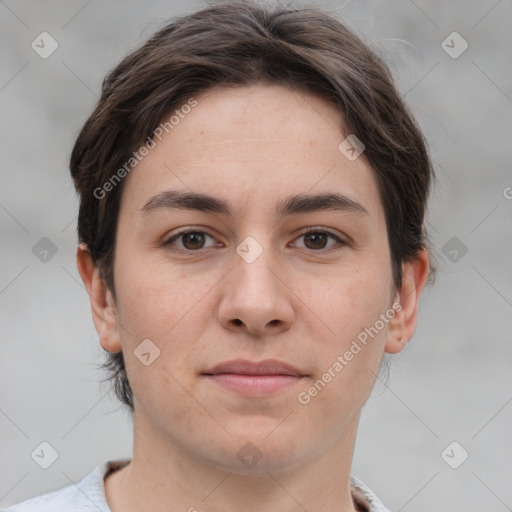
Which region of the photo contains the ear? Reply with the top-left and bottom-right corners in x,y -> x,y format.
76,244 -> 122,353
385,249 -> 430,354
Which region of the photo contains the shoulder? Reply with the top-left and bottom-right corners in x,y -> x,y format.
350,475 -> 393,512
2,459 -> 129,512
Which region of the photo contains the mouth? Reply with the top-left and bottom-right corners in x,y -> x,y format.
201,359 -> 307,395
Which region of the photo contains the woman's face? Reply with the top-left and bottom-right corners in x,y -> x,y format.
97,84 -> 416,473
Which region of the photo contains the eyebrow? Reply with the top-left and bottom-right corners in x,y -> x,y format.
140,190 -> 369,218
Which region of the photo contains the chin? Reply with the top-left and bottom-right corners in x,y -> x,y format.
202,423 -> 310,476
206,447 -> 305,477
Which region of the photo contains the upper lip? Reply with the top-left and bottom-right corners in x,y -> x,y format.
203,359 -> 305,377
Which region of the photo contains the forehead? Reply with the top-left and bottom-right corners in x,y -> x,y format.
118,84 -> 384,224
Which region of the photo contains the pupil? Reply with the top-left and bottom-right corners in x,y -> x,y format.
305,232 -> 327,249
183,232 -> 204,250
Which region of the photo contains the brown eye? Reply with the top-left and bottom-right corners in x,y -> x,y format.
293,229 -> 345,251
181,232 -> 206,250
164,230 -> 217,251
303,232 -> 329,250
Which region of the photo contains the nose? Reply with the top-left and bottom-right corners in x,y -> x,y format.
216,245 -> 295,337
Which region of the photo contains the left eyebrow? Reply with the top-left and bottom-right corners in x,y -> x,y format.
277,192 -> 369,217
139,190 -> 369,218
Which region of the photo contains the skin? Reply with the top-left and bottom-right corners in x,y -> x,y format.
77,84 -> 429,512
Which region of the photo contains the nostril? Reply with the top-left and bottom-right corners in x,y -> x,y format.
233,318 -> 243,326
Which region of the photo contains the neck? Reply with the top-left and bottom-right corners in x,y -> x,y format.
105,411 -> 362,512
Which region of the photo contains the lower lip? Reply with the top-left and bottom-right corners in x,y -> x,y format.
205,374 -> 303,395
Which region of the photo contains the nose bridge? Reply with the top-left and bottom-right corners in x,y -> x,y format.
216,233 -> 294,334
233,234 -> 280,298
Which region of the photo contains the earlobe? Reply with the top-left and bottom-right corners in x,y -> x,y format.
384,249 -> 430,354
385,333 -> 408,354
76,244 -> 122,354
384,291 -> 408,354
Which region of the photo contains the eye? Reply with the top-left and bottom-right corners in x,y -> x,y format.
163,227 -> 346,253
163,230 -> 219,252
292,228 -> 346,251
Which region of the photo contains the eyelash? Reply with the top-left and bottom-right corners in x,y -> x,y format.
162,227 -> 346,254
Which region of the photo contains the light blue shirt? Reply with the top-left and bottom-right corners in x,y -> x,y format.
2,459 -> 392,511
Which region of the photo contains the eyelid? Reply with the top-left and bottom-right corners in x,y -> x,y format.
163,227 -> 220,248
163,226 -> 347,252
290,226 -> 346,249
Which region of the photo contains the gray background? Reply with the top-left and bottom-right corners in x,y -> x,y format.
1,0 -> 511,510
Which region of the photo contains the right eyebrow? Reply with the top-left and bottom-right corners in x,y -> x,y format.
140,190 -> 231,216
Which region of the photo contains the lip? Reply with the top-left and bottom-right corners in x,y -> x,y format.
202,359 -> 306,395
204,359 -> 305,377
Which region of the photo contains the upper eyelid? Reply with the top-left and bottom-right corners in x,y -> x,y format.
165,228 -> 216,242
292,228 -> 345,247
164,227 -> 345,248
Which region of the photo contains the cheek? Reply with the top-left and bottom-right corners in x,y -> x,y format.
296,262 -> 392,399
299,263 -> 391,345
112,253 -> 218,392
113,250 -> 204,339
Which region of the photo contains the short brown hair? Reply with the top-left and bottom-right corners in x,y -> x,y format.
70,0 -> 436,412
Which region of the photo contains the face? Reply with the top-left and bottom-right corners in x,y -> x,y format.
94,85 -> 407,473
